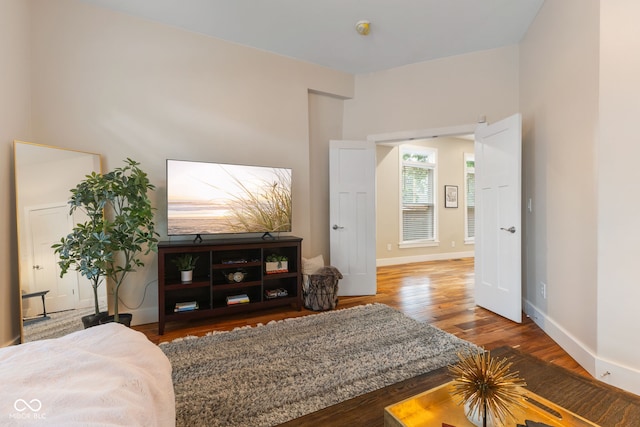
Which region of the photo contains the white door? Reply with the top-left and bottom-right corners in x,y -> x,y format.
329,140 -> 377,295
25,206 -> 79,314
474,114 -> 522,323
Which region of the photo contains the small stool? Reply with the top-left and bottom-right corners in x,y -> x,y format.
22,290 -> 50,324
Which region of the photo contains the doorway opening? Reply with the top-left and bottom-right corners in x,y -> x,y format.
368,123 -> 477,269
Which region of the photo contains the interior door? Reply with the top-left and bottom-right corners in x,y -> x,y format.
474,113 -> 522,323
329,140 -> 377,295
26,205 -> 79,315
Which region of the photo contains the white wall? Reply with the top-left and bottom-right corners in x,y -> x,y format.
597,1 -> 640,394
25,0 -> 353,326
0,0 -> 32,346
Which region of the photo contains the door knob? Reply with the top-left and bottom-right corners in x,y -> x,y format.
33,265 -> 43,270
332,224 -> 344,230
500,226 -> 516,234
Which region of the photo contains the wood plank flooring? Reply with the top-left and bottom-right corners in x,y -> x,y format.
134,257 -> 588,376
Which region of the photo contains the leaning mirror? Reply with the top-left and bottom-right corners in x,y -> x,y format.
14,141 -> 105,343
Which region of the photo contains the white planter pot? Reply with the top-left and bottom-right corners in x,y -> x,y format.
265,261 -> 288,274
180,270 -> 193,283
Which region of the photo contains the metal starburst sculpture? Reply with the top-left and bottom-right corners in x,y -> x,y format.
448,349 -> 527,427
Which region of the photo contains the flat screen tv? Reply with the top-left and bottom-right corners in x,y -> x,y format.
166,159 -> 292,238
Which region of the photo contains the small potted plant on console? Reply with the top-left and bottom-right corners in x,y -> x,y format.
172,254 -> 199,283
265,254 -> 288,274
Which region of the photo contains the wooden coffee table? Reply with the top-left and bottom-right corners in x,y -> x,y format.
384,381 -> 599,427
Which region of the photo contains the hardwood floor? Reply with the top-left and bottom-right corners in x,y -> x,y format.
134,257 -> 588,377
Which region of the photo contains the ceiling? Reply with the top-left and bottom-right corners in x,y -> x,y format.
81,0 -> 544,75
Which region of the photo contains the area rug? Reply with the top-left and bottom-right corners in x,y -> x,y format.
160,303 -> 479,427
22,304 -> 108,342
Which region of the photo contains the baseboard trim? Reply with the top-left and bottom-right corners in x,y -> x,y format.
595,357 -> 640,396
524,299 -> 640,396
128,306 -> 159,327
377,251 -> 474,267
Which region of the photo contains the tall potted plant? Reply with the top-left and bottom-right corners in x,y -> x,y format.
100,158 -> 159,325
53,172 -> 111,328
54,158 -> 158,327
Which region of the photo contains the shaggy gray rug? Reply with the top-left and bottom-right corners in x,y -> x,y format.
160,303 -> 478,427
22,304 -> 108,342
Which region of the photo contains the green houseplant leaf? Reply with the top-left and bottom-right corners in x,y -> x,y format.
266,254 -> 288,262
172,254 -> 199,271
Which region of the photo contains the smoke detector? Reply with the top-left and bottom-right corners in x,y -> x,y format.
355,20 -> 371,36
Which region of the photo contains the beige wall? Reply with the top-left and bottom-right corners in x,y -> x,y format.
1,0 -> 31,346
25,0 -> 353,326
519,0 -> 600,373
598,1 -> 640,392
376,137 -> 474,265
343,46 -> 519,140
308,92 -> 345,262
521,0 -> 640,395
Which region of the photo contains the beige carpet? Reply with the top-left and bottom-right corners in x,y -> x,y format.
23,304 -> 107,342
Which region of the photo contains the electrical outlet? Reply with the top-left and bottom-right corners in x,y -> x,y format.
386,243 -> 392,251
540,282 -> 547,299
451,241 -> 455,247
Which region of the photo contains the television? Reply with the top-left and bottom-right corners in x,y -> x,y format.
166,159 -> 292,238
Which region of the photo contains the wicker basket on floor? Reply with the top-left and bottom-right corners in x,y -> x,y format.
302,266 -> 342,311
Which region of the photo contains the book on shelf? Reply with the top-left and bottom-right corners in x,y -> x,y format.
226,294 -> 250,305
174,301 -> 199,312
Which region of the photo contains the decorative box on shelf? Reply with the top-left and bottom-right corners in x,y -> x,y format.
265,261 -> 288,274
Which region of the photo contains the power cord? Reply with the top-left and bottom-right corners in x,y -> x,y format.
117,279 -> 158,310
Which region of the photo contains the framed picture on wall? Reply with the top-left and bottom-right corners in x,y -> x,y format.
445,185 -> 458,208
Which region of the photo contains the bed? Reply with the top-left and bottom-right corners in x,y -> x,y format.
0,323 -> 175,426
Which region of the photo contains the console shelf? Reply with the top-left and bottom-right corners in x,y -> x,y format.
157,236 -> 302,334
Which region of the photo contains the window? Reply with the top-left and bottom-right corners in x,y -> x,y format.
464,153 -> 475,242
400,146 -> 437,245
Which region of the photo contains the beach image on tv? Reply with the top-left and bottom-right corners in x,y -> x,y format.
167,160 -> 292,236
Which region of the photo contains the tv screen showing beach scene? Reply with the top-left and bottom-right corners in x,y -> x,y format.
167,159 -> 292,236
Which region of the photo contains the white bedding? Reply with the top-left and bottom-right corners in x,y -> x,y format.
0,323 -> 175,426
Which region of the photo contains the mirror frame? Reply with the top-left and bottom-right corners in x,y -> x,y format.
14,140 -> 103,343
